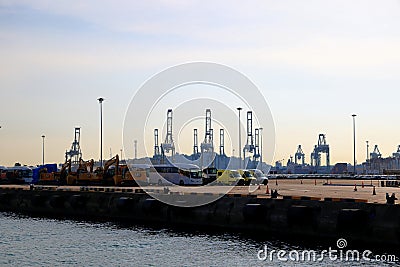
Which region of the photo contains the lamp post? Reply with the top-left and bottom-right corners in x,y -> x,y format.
259,127 -> 263,166
366,140 -> 369,174
237,107 -> 242,169
41,135 -> 45,165
98,97 -> 104,167
352,114 -> 357,175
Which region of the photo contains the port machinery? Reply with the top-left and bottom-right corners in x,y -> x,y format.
295,145 -> 305,165
310,134 -> 330,172
65,127 -> 82,164
200,109 -> 214,168
160,109 -> 175,163
242,111 -> 262,167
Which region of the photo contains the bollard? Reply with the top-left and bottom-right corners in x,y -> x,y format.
315,179 -> 317,186
373,186 -> 376,195
266,185 -> 270,195
275,179 -> 278,186
354,184 -> 357,192
362,181 -> 364,188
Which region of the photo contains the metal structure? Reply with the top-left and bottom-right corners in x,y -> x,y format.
200,109 -> 214,153
65,127 -> 82,164
97,97 -> 104,167
352,114 -> 357,174
392,145 -> 400,158
237,107 -> 242,168
243,111 -> 255,162
310,134 -> 330,170
193,129 -> 199,155
200,109 -> 214,167
134,140 -> 137,160
370,145 -> 381,160
219,129 -> 225,156
253,128 -> 260,161
161,109 -> 175,161
154,129 -> 160,157
294,145 -> 305,165
41,135 -> 45,165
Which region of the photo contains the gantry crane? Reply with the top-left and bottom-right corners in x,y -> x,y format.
154,129 -> 160,157
243,111 -> 255,164
200,109 -> 214,168
310,134 -> 330,172
219,129 -> 225,156
253,128 -> 260,162
65,127 -> 82,164
370,145 -> 382,160
295,145 -> 305,165
193,128 -> 199,155
161,109 -> 175,162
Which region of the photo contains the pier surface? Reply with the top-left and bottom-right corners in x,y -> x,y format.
1,179 -> 397,204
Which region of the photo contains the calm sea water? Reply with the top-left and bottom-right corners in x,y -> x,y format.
0,212 -> 398,266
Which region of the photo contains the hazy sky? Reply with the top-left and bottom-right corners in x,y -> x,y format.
1,0 -> 400,166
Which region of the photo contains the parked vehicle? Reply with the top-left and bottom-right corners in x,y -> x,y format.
248,169 -> 269,185
216,170 -> 245,185
238,169 -> 257,185
202,167 -> 217,185
148,163 -> 202,186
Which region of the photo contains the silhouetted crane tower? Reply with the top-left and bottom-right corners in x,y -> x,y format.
219,129 -> 225,156
310,134 -> 330,171
253,128 -> 260,162
154,129 -> 160,157
193,128 -> 199,155
200,109 -> 214,167
161,109 -> 175,162
243,111 -> 255,163
295,145 -> 305,165
65,127 -> 82,164
370,145 -> 382,159
393,145 -> 400,158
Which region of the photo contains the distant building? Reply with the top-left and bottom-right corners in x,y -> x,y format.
331,163 -> 348,174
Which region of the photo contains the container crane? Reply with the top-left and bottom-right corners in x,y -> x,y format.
65,127 -> 82,164
161,109 -> 175,162
310,134 -> 330,172
295,145 -> 305,165
370,145 -> 381,160
219,129 -> 225,156
154,129 -> 160,157
243,111 -> 255,165
193,128 -> 199,155
253,128 -> 260,162
200,109 -> 214,168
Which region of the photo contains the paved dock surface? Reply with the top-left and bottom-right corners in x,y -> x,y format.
1,179 -> 399,204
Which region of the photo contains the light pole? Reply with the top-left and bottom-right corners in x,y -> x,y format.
98,97 -> 104,167
259,127 -> 263,166
237,107 -> 242,169
352,114 -> 357,175
366,140 -> 369,174
41,135 -> 45,166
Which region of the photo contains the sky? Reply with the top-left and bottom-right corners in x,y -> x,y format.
0,0 -> 400,167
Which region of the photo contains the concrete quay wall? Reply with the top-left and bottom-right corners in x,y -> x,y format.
0,186 -> 399,247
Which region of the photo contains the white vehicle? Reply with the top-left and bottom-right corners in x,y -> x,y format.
148,163 -> 203,186
248,169 -> 269,185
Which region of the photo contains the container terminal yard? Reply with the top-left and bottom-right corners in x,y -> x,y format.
1,107 -> 400,250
